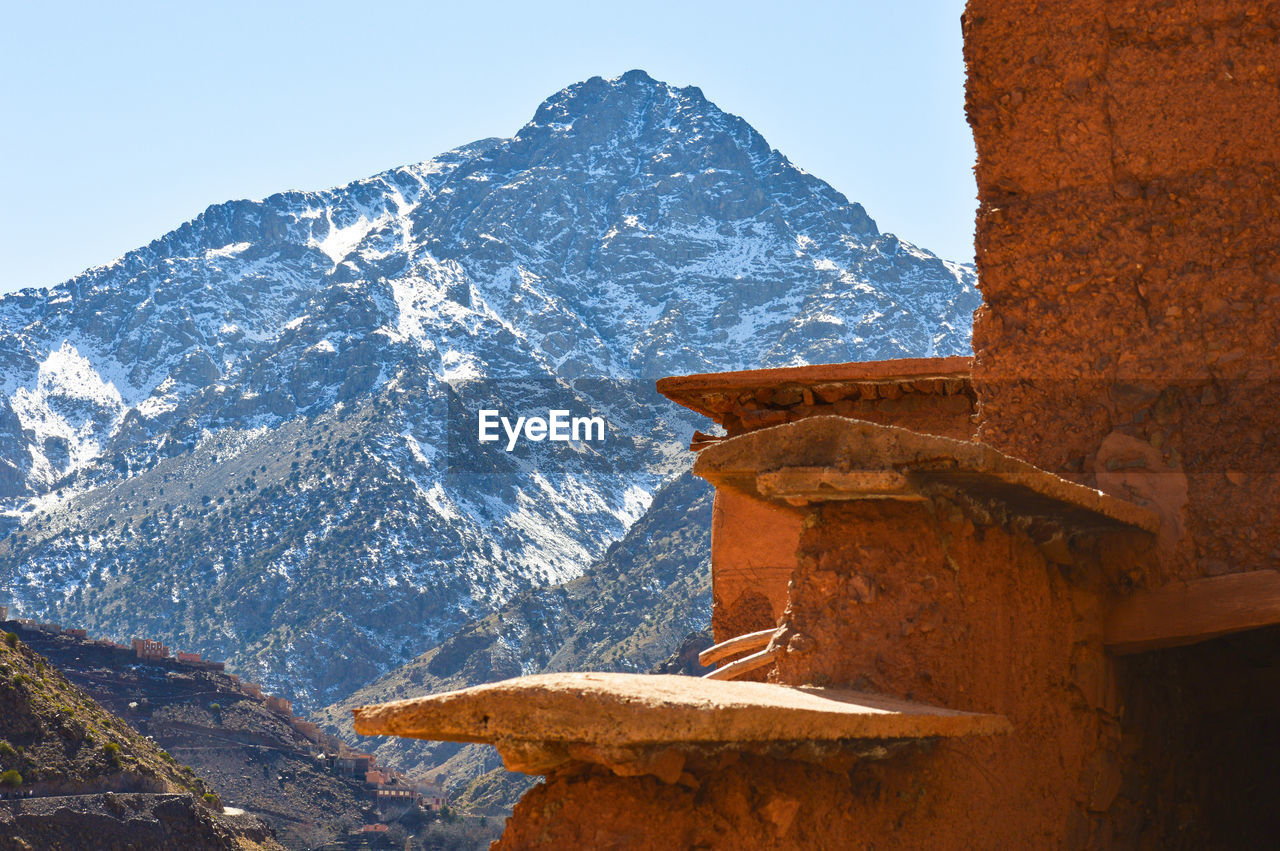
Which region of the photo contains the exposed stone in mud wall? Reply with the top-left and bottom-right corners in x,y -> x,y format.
719,388 -> 976,441
497,751 -> 941,850
965,1 -> 1280,579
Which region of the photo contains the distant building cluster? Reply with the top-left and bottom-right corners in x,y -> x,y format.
11,619 -> 89,642
126,639 -> 227,671
333,751 -> 446,812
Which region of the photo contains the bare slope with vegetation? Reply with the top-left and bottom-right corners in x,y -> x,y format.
0,631 -> 280,849
9,622 -> 373,849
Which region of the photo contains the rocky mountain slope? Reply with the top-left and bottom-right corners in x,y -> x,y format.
0,630 -> 280,849
0,70 -> 978,712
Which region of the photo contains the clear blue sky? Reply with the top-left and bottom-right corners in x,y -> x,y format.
0,0 -> 974,294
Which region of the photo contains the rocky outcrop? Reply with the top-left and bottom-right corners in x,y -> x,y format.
0,793 -> 276,851
9,622 -> 371,849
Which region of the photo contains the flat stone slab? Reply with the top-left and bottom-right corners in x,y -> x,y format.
693,416 -> 1160,532
352,671 -> 1010,747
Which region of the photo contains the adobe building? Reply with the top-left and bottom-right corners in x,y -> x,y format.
354,1 -> 1280,847
131,637 -> 169,660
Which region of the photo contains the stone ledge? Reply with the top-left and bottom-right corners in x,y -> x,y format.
694,416 -> 1161,532
352,672 -> 1010,780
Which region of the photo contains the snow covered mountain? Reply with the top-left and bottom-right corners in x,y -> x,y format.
0,70 -> 977,708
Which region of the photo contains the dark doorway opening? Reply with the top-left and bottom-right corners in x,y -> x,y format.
1122,624 -> 1280,849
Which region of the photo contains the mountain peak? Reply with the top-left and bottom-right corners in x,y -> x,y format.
617,68 -> 657,84
510,71 -> 875,235
525,70 -> 717,141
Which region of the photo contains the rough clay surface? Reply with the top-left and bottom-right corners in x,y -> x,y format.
670,360 -> 977,642
495,494 -> 1136,848
657,356 -> 976,441
499,752 -> 945,850
965,0 -> 1280,582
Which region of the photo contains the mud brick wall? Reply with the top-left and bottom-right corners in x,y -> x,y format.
965,1 -> 1280,579
709,489 -> 802,642
497,750 -> 940,850
706,376 -> 976,642
766,499 -> 1139,847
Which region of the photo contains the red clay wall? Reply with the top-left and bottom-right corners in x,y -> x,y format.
709,489 -> 802,642
965,1 -> 1280,580
706,377 -> 976,642
766,499 -> 1132,847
